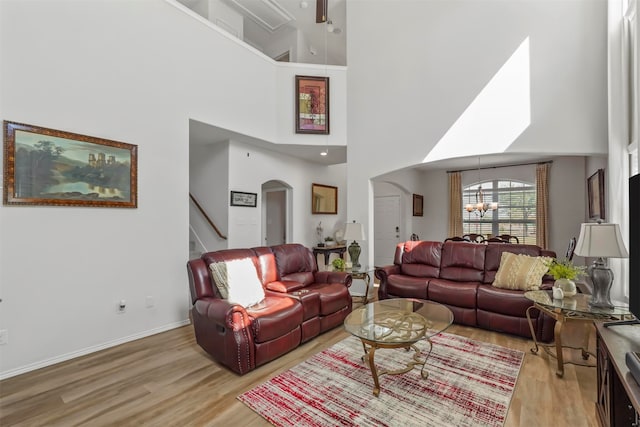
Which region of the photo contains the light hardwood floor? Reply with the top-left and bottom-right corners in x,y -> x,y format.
0,308 -> 599,427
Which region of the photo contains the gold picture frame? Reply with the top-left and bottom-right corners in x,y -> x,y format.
3,121 -> 137,208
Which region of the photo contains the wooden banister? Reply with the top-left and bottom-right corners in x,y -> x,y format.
189,193 -> 227,240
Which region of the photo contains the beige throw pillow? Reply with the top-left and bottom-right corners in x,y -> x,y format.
492,252 -> 552,291
209,258 -> 265,308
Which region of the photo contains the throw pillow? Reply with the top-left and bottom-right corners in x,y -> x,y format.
492,252 -> 552,291
209,258 -> 265,308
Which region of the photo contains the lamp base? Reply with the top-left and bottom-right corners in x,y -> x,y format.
348,241 -> 361,269
588,258 -> 614,310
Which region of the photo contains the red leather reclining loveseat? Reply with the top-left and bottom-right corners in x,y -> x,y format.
375,240 -> 557,342
187,243 -> 352,374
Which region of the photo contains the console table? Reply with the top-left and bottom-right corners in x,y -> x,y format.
595,323 -> 640,427
312,245 -> 346,266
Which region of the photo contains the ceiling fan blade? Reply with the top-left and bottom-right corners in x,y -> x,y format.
316,0 -> 327,23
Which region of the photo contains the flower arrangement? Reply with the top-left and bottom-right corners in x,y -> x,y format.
547,258 -> 586,281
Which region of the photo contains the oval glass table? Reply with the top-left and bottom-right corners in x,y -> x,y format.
343,298 -> 454,396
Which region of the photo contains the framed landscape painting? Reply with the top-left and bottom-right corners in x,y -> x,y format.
3,121 -> 137,208
295,75 -> 330,134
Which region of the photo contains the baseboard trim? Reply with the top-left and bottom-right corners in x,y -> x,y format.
0,319 -> 192,380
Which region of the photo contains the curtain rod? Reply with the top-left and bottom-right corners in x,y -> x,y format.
446,160 -> 553,174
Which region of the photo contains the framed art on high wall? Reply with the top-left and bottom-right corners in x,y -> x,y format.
295,75 -> 329,134
3,121 -> 137,208
587,169 -> 605,220
413,194 -> 424,217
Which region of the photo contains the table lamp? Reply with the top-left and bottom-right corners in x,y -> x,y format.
574,221 -> 629,309
343,221 -> 365,269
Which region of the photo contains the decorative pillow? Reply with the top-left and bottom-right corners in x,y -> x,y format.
209,258 -> 265,308
492,252 -> 552,291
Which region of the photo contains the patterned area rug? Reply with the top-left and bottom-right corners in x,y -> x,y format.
238,333 -> 524,427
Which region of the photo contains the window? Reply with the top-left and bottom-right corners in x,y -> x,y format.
462,179 -> 537,244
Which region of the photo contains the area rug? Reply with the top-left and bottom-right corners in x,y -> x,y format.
238,333 -> 524,427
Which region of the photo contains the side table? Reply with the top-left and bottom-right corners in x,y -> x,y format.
524,290 -> 631,377
312,245 -> 346,267
347,267 -> 373,304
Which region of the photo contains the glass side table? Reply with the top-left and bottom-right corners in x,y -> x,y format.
347,266 -> 374,304
524,290 -> 631,377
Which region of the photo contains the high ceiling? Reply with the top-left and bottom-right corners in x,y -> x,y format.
179,0 -> 563,172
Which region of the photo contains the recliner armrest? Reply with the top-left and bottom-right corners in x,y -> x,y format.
375,265 -> 400,281
194,297 -> 252,330
313,271 -> 352,287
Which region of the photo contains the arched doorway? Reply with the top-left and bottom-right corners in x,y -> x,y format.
262,180 -> 292,246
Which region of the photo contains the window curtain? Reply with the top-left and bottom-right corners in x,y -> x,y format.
535,163 -> 550,249
448,171 -> 463,237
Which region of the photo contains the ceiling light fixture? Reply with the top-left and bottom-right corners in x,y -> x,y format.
464,157 -> 498,218
300,1 -> 308,9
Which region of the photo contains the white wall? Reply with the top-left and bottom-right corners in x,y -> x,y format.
189,140 -> 229,252
227,140 -> 347,249
0,0 -> 347,378
347,0 -> 608,266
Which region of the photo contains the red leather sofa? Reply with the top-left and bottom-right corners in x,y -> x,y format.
187,243 -> 352,374
375,240 -> 557,342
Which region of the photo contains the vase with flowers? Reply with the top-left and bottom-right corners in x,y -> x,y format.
547,258 -> 586,297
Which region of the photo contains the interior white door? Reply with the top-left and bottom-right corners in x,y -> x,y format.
374,195 -> 402,267
265,190 -> 286,246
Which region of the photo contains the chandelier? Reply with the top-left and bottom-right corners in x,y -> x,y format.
465,185 -> 498,218
465,157 -> 498,218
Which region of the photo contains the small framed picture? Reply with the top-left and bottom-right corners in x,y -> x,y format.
413,194 -> 424,217
587,169 -> 605,220
230,191 -> 257,207
295,75 -> 329,134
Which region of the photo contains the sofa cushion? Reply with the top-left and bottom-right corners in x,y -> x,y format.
306,282 -> 351,316
209,258 -> 265,307
477,284 -> 538,316
439,241 -> 485,282
272,244 -> 317,285
247,296 -> 303,343
386,275 -> 429,299
427,279 -> 479,309
492,252 -> 552,291
400,241 -> 442,278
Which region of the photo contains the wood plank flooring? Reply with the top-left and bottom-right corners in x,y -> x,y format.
0,310 -> 599,427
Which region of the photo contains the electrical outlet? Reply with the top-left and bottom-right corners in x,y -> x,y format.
117,299 -> 126,314
145,296 -> 154,308
0,329 -> 8,345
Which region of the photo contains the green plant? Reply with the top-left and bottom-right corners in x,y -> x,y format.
332,258 -> 345,271
547,258 -> 586,281
324,236 -> 334,241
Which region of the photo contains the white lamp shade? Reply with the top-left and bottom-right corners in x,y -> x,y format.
343,222 -> 365,241
574,222 -> 629,258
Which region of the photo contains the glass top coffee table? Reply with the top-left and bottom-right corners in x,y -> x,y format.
343,298 -> 454,396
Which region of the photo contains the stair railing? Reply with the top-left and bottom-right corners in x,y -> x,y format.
189,193 -> 227,240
